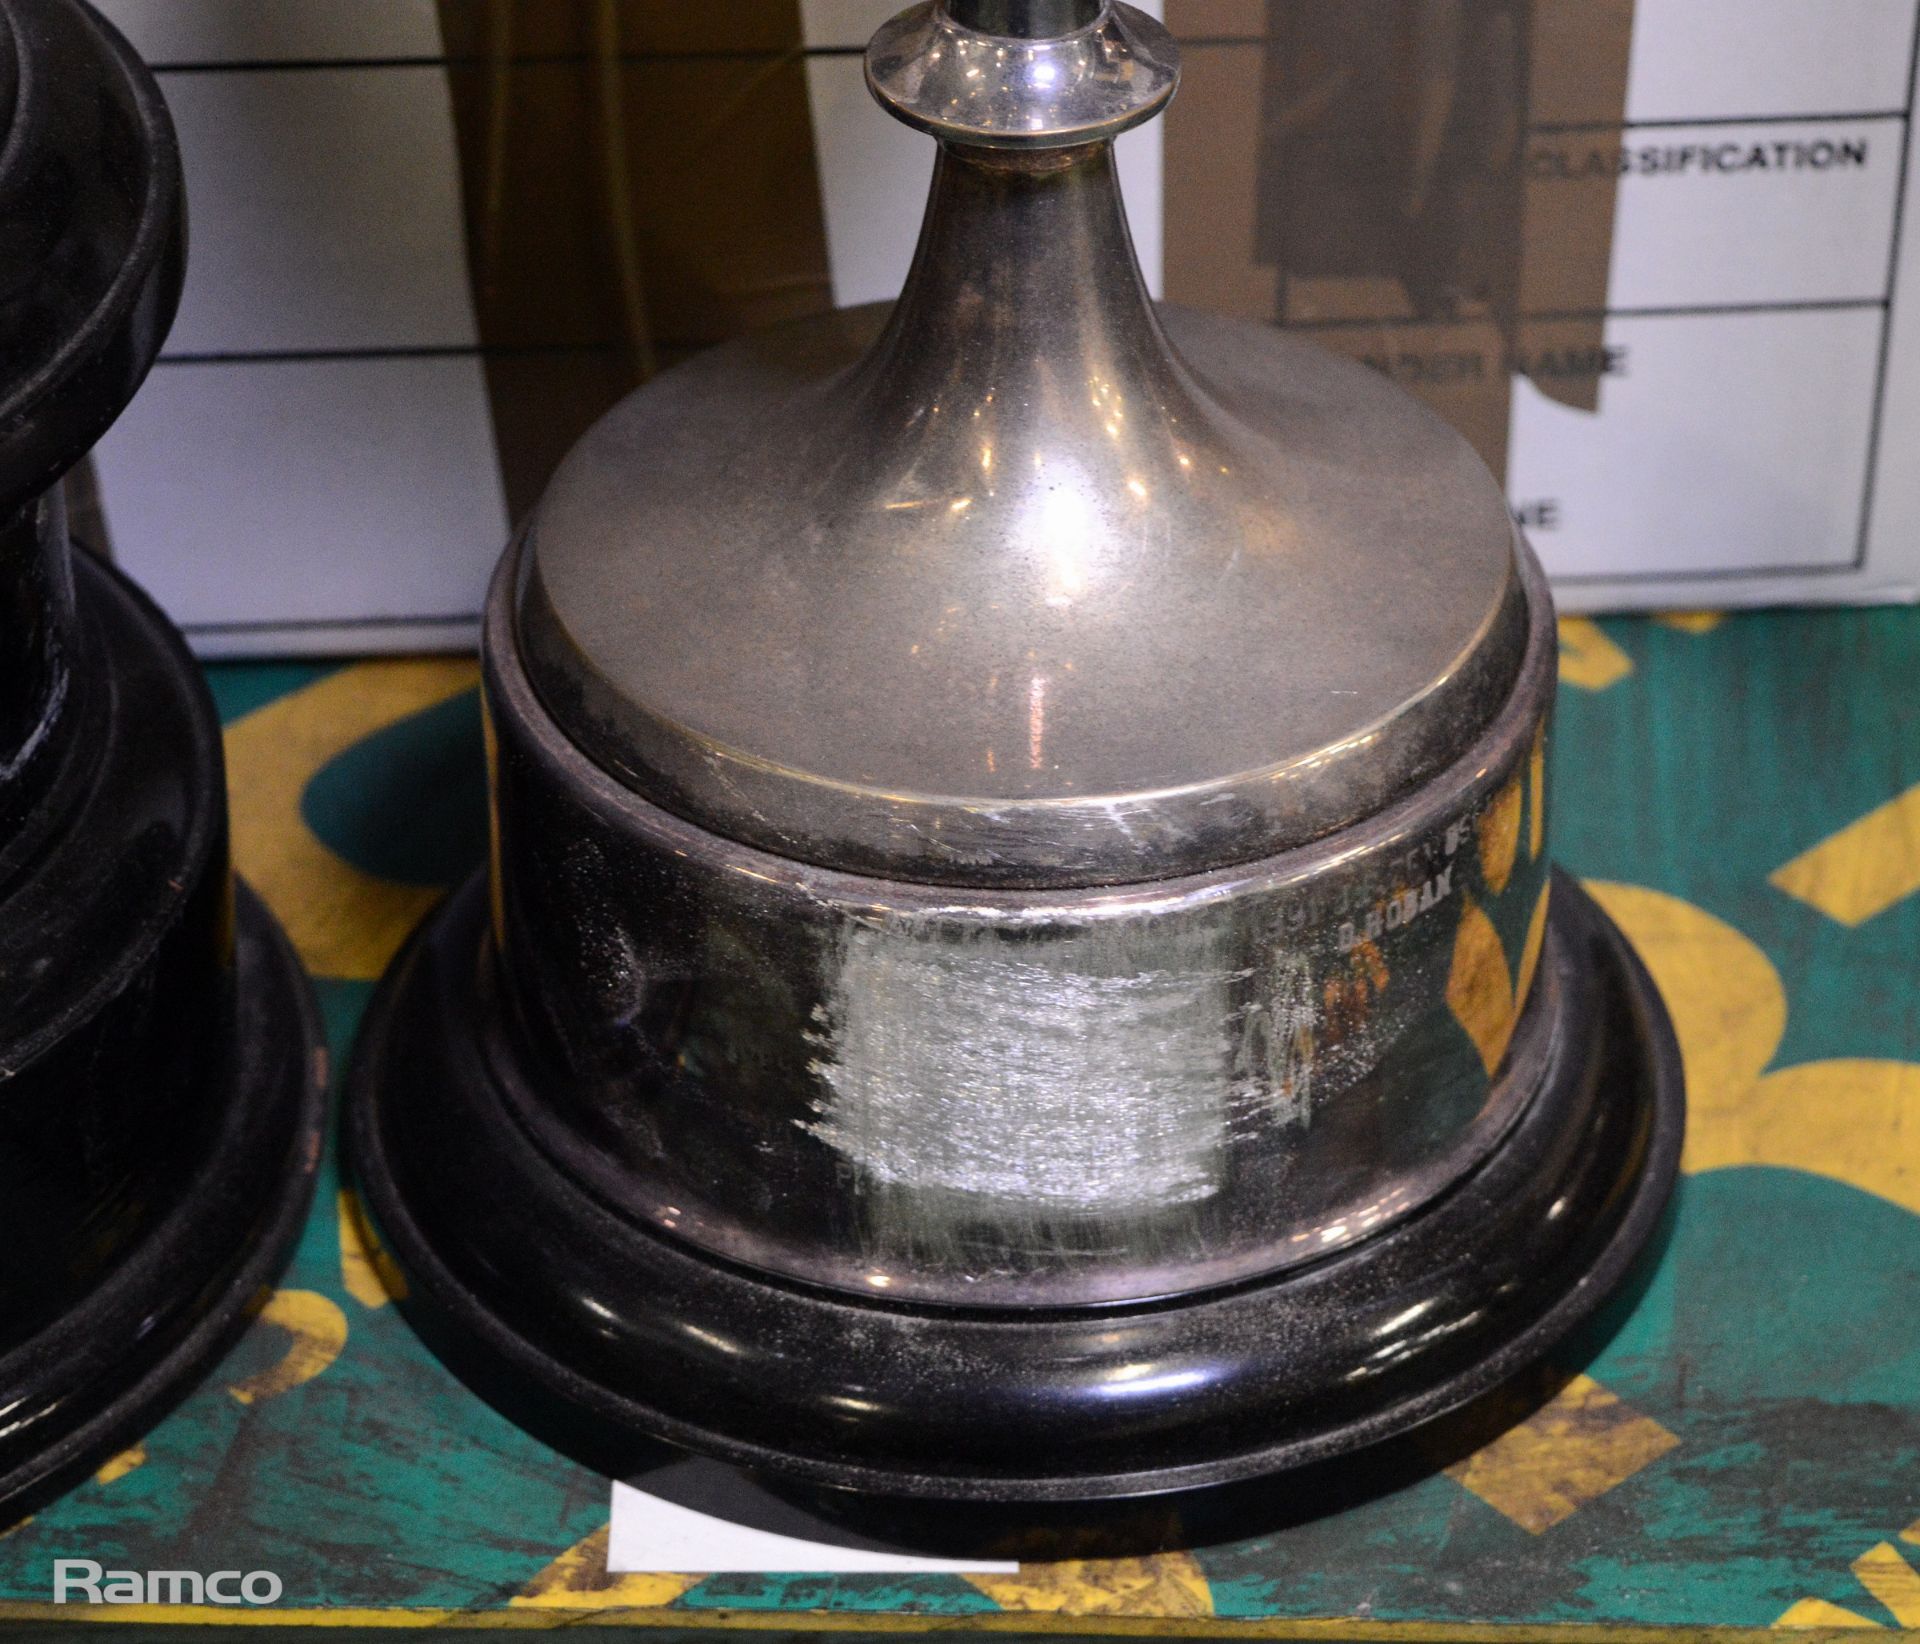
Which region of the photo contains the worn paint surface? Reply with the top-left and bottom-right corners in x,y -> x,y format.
0,609 -> 1918,1636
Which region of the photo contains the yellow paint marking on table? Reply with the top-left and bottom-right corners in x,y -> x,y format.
338,1187 -> 408,1308
1853,1542 -> 1920,1627
227,1289 -> 348,1405
1443,1373 -> 1678,1533
966,1554 -> 1214,1619
1556,617 -> 1632,691
1580,883 -> 1786,1158
224,658 -> 479,980
1771,782 -> 1920,927
92,1443 -> 146,1485
1774,1595 -> 1881,1628
511,1524 -> 705,1610
1778,1531 -> 1920,1631
1587,883 -> 1920,1216
1698,1060 -> 1920,1218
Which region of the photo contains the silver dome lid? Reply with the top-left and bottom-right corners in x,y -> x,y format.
516,0 -> 1526,889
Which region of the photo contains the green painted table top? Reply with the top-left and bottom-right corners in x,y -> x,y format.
1,607 -> 1917,1640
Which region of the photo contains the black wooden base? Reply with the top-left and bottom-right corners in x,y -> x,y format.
348,868 -> 1681,1503
0,557 -> 326,1525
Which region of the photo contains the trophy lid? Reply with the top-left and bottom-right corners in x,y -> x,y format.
516,0 -> 1527,889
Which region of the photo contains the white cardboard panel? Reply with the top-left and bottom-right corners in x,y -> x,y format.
158,66 -> 480,355
93,0 -> 443,63
802,54 -> 939,309
1624,0 -> 1917,122
1865,54 -> 1920,599
184,618 -> 481,658
1510,307 -> 1884,583
799,0 -> 898,50
95,357 -> 509,642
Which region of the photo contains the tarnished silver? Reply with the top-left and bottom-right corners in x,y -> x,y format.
494,0 -> 1559,1309
520,77 -> 1523,888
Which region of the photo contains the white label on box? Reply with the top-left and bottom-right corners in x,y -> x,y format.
1515,4 -> 1920,609
1592,120 -> 1903,310
1511,308 -> 1884,583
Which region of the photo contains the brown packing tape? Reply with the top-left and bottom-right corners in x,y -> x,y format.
435,0 -> 833,519
1162,42 -> 1276,322
436,0 -> 815,58
1287,317 -> 1513,476
1164,0 -> 1636,469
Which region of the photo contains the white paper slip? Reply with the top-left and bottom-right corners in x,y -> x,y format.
606,1475 -> 1018,1575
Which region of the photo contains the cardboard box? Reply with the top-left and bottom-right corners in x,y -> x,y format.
83,0 -> 1920,652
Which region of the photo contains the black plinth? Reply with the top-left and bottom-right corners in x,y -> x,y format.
0,0 -> 328,1526
347,870 -> 1681,1503
0,553 -> 327,1524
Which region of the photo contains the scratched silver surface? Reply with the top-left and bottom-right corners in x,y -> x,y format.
806,920 -> 1244,1211
483,540 -> 1556,1307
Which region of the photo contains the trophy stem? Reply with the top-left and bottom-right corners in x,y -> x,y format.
945,0 -> 1104,35
844,138 -> 1192,483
